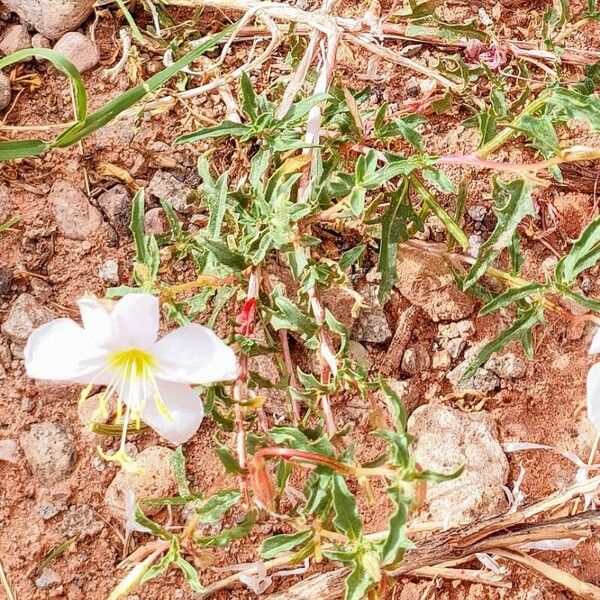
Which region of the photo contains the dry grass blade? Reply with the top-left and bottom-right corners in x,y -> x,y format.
493,549 -> 600,600
0,559 -> 17,600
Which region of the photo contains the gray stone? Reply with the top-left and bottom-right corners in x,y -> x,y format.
37,499 -> 67,520
408,404 -> 508,524
105,446 -> 177,518
147,170 -> 196,214
20,422 -> 77,485
0,438 -> 19,463
468,234 -> 483,258
0,24 -> 31,55
447,337 -> 466,359
401,344 -> 430,376
53,32 -> 99,72
396,247 -> 477,322
144,207 -> 168,235
3,0 -> 95,40
0,72 -> 11,110
49,180 -> 102,240
35,568 -> 61,590
447,360 -> 500,393
99,259 -> 119,286
485,352 -> 526,379
97,184 -> 131,236
61,505 -> 104,538
0,264 -> 12,296
1,293 -> 55,343
467,205 -> 487,222
31,33 -> 51,49
351,284 -> 392,344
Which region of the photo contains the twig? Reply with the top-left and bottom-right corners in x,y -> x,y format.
493,549 -> 600,600
0,559 -> 16,600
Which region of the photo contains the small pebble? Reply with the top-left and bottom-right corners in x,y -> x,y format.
53,32 -> 99,73
467,205 -> 487,222
99,259 -> 119,286
0,24 -> 31,55
0,73 -> 10,110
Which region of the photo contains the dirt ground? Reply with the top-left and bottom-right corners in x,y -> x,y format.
1,0 -> 600,598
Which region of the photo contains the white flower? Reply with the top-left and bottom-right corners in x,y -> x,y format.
24,294 -> 237,447
587,328 -> 600,430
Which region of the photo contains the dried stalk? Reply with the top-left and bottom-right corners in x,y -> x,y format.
493,549 -> 600,600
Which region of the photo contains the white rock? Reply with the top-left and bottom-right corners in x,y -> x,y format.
0,24 -> 31,55
99,259 -> 119,285
408,404 -> 508,524
0,73 -> 11,110
3,0 -> 95,40
53,31 -> 99,72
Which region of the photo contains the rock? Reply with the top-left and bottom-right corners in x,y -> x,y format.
19,422 -> 77,485
53,32 -> 99,73
407,404 -> 509,524
0,24 -> 31,55
0,264 -> 12,296
144,207 -> 168,234
432,350 -> 451,370
401,343 -> 431,376
1,337 -> 14,368
49,180 -> 102,240
0,438 -> 19,463
396,247 -> 477,322
147,170 -> 196,214
37,499 -> 67,520
78,392 -> 114,427
105,446 -> 177,518
3,0 -> 95,40
467,205 -> 487,222
485,352 -> 526,379
31,33 -> 51,49
0,73 -> 10,110
1,293 -> 55,343
447,360 -> 500,393
99,259 -> 119,286
97,184 -> 131,236
438,320 -> 473,340
468,234 -> 483,258
35,568 -> 62,590
447,337 -> 466,359
61,505 -> 104,538
351,284 -> 392,343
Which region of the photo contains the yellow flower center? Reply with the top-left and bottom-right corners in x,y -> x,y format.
108,348 -> 157,379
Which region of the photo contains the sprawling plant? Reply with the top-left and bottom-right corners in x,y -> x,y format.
7,0 -> 600,597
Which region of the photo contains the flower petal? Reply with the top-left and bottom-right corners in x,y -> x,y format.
24,319 -> 109,383
152,324 -> 237,384
586,362 -> 600,430
111,294 -> 160,349
590,328 -> 600,354
78,297 -> 114,347
141,380 -> 204,445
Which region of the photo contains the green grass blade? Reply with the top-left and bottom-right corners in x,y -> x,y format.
0,48 -> 87,119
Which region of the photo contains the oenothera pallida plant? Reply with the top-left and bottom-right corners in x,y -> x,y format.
24,293 -> 237,466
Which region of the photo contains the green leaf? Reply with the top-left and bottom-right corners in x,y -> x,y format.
134,505 -> 172,540
171,446 -> 191,499
512,114 -> 559,157
260,530 -> 313,559
240,71 -> 258,121
339,244 -> 366,270
174,555 -> 205,593
463,179 -> 534,289
411,176 -> 469,250
175,121 -> 251,145
344,559 -> 376,600
332,474 -> 362,541
196,510 -> 257,547
272,297 -> 318,336
130,189 -> 147,261
558,287 -> 600,312
463,307 -> 544,379
196,490 -> 241,523
378,182 -> 418,303
373,430 -> 411,468
216,445 -> 246,475
556,215 -> 600,284
548,87 -> 600,131
378,375 -> 406,431
380,486 -> 413,566
479,282 -> 544,316
201,238 -> 248,271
